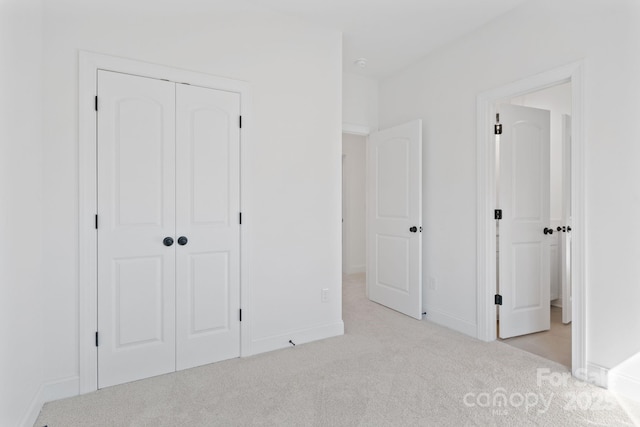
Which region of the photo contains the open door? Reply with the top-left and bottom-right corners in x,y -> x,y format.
498,104 -> 551,338
367,120 -> 422,320
561,114 -> 572,324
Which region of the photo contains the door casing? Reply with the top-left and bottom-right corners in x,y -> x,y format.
561,114 -> 572,325
79,51 -> 252,394
476,61 -> 587,381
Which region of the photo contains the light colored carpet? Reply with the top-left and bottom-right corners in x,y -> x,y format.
36,273 -> 640,426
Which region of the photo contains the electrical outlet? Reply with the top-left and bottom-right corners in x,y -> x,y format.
321,288 -> 329,302
427,276 -> 437,291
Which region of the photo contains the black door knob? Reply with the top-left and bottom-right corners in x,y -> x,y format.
557,226 -> 562,232
567,226 -> 572,232
543,227 -> 553,235
177,236 -> 188,246
163,237 -> 174,247
409,226 -> 418,233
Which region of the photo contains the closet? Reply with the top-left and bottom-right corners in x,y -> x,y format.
96,70 -> 240,388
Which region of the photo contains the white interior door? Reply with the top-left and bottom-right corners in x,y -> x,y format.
97,71 -> 177,387
175,84 -> 241,370
367,120 -> 422,320
98,72 -> 241,387
561,114 -> 572,324
498,104 -> 551,339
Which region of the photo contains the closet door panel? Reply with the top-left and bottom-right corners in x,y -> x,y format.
175,84 -> 241,370
97,70 -> 176,388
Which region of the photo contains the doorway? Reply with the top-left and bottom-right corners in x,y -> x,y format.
475,62 -> 586,379
495,82 -> 572,368
78,52 -> 251,393
342,119 -> 423,320
342,133 -> 367,277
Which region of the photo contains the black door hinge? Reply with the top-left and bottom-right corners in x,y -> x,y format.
239,309 -> 242,322
95,331 -> 99,347
495,294 -> 503,305
239,212 -> 242,225
239,116 -> 242,128
494,209 -> 502,220
95,214 -> 98,229
95,96 -> 98,112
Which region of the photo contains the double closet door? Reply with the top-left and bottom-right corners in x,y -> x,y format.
97,70 -> 240,388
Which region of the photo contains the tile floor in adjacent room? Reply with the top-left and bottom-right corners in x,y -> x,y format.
499,306 -> 571,368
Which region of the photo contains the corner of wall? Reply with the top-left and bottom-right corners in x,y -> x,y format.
583,363 -> 608,388
20,376 -> 79,427
342,72 -> 379,131
250,321 -> 344,356
425,309 -> 477,338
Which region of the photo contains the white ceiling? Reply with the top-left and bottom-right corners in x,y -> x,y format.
250,0 -> 530,79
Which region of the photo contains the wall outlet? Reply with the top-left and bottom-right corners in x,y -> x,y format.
427,276 -> 437,291
321,288 -> 329,302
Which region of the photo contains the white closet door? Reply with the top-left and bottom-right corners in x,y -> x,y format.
97,71 -> 176,388
175,84 -> 241,370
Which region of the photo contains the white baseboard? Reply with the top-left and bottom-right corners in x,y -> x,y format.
609,371 -> 640,401
20,376 -> 79,427
20,386 -> 44,427
250,321 -> 344,355
425,308 -> 477,338
584,363 -> 608,388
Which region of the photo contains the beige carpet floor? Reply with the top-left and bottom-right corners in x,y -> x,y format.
36,273 -> 640,426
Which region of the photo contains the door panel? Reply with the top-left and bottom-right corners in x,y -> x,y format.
499,104 -> 551,339
189,253 -> 230,334
512,243 -> 542,309
376,139 -> 410,218
190,107 -> 231,225
97,70 -> 176,388
114,257 -> 164,347
376,235 -> 409,292
367,120 -> 422,320
175,84 -> 241,370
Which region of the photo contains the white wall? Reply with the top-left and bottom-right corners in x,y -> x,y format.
0,0 -> 45,425
342,134 -> 367,274
343,72 -> 378,132
40,0 -> 342,397
379,0 -> 640,378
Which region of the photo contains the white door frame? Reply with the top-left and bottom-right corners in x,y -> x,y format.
78,51 -> 252,393
476,61 -> 586,380
561,114 -> 572,324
